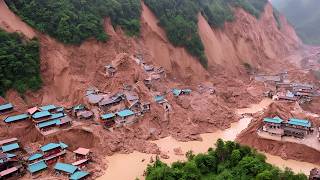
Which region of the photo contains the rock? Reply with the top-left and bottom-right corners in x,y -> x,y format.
173,147 -> 184,156
160,152 -> 170,159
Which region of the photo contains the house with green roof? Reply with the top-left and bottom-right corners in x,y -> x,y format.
283,118 -> 312,138
262,117 -> 284,136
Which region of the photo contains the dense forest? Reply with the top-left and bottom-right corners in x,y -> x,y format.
146,139 -> 307,180
0,29 -> 42,96
5,0 -> 269,68
5,0 -> 141,44
144,0 -> 268,67
270,0 -> 320,45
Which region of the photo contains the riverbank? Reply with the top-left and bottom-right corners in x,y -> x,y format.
97,99 -> 320,180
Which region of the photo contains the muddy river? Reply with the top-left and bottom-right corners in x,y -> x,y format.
98,99 -> 320,180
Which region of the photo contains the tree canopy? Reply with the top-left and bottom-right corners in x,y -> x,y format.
146,139 -> 307,180
5,0 -> 141,44
0,29 -> 42,95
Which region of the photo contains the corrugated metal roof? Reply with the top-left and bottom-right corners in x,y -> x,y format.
182,89 -> 192,94
59,142 -> 68,149
263,117 -> 283,124
40,104 -> 57,111
56,107 -> 64,112
117,109 -> 134,117
0,138 -> 17,146
37,119 -> 60,128
32,111 -> 51,119
4,114 -> 29,123
70,171 -> 89,180
54,163 -> 77,174
0,103 -> 13,111
288,118 -> 311,128
72,159 -> 88,166
0,166 -> 18,177
40,143 -> 61,152
1,143 -> 19,152
101,113 -> 115,120
73,147 -> 90,155
172,89 -> 182,96
28,153 -> 43,161
50,113 -> 65,120
28,160 -> 47,173
6,153 -> 16,158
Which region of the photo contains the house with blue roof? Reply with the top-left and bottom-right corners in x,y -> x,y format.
70,171 -> 90,180
28,160 -> 47,174
101,113 -> 116,128
4,114 -> 29,123
0,103 -> 13,113
1,143 -> 20,152
54,162 -> 78,175
115,109 -> 136,126
40,104 -> 57,112
37,119 -> 60,130
172,88 -> 192,97
32,111 -> 51,121
283,118 -> 312,138
262,117 -> 284,136
28,153 -> 43,163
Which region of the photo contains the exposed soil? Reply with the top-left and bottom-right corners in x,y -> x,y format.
237,102 -> 320,165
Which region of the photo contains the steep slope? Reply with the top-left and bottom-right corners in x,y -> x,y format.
0,0 -> 35,38
198,3 -> 301,73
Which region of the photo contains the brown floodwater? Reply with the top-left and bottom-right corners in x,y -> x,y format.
97,99 -> 319,180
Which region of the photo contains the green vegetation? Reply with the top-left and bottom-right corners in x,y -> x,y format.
0,29 -> 42,95
146,139 -> 307,180
144,0 -> 268,68
5,0 -> 141,44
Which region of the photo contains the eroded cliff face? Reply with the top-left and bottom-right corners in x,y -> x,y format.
198,3 -> 301,74
0,0 -> 301,105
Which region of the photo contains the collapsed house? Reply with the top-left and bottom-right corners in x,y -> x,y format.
172,88 -> 192,97
105,64 -> 117,77
261,117 -> 313,139
72,104 -> 93,119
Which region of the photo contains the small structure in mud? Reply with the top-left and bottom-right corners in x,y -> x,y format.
105,64 -> 117,77
172,88 -> 192,97
101,113 -> 116,128
115,109 -> 136,127
73,147 -> 91,160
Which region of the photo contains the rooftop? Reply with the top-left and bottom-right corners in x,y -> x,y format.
0,103 -> 13,111
288,118 -> 311,128
263,117 -> 283,124
54,162 -> 78,174
101,113 -> 115,120
73,104 -> 85,111
27,107 -> 40,115
40,143 -> 61,152
32,111 -> 51,119
4,114 -> 29,123
28,160 -> 47,173
172,89 -> 182,96
40,104 -> 57,111
117,109 -> 134,117
1,143 -> 19,152
0,167 -> 18,177
59,142 -> 68,149
57,116 -> 72,125
154,95 -> 164,102
37,119 -> 60,129
50,112 -> 65,120
0,138 -> 18,146
72,159 -> 89,166
70,171 -> 90,180
28,153 -> 43,161
73,147 -> 90,155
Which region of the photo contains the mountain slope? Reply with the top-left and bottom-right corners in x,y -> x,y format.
270,0 -> 320,45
